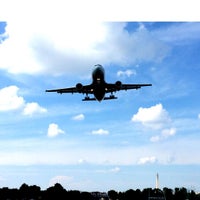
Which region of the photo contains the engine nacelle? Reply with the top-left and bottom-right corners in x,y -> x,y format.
115,81 -> 122,90
76,83 -> 83,92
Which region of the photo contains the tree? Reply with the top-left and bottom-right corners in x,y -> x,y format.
124,189 -> 135,200
163,187 -> 174,200
108,190 -> 119,200
45,183 -> 67,200
174,187 -> 188,200
19,183 -> 30,199
81,191 -> 93,200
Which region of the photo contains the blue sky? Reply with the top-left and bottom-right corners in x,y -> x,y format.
0,6 -> 200,192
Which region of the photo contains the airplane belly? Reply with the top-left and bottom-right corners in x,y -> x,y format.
94,86 -> 105,101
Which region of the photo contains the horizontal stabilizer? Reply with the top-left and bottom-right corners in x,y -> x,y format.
104,96 -> 117,100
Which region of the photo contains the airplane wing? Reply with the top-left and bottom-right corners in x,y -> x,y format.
120,83 -> 152,90
105,83 -> 152,93
45,84 -> 94,94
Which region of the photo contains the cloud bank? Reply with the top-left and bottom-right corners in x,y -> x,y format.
0,20 -> 170,76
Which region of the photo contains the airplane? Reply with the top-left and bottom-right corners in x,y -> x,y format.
45,64 -> 152,102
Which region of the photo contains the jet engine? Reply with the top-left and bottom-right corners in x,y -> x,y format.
76,83 -> 83,92
115,81 -> 122,90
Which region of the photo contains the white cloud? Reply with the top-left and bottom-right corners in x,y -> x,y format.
78,159 -> 87,164
47,123 -> 65,138
0,85 -> 25,111
0,85 -> 47,116
91,128 -> 109,135
72,114 -> 85,121
49,175 -> 73,187
96,167 -> 121,173
132,103 -> 176,142
150,128 -> 176,142
138,156 -> 157,165
117,69 -> 136,77
150,135 -> 161,142
23,102 -> 47,116
1,135 -> 200,165
0,15 -> 170,76
154,22 -> 200,44
198,113 -> 200,119
110,167 -> 120,173
161,128 -> 176,138
131,103 -> 170,129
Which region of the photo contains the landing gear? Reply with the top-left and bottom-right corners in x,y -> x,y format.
109,92 -> 116,99
84,95 -> 90,100
110,94 -> 116,99
103,93 -> 117,100
82,94 -> 96,101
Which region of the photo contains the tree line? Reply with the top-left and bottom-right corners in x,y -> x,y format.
0,183 -> 200,200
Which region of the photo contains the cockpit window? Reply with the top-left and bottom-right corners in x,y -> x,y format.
94,64 -> 103,67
